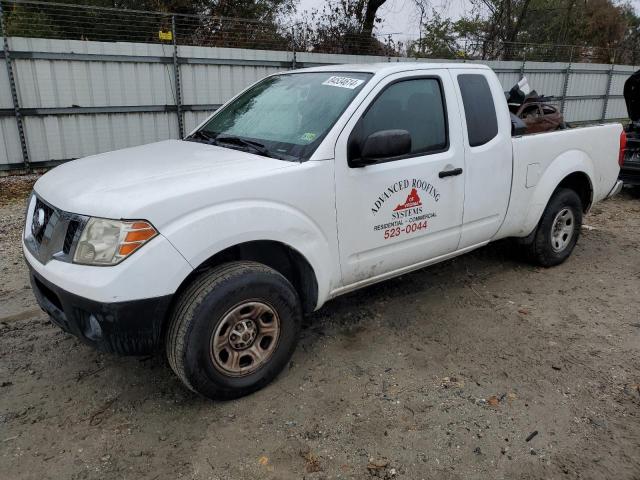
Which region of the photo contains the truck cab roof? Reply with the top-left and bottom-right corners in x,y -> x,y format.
292,62 -> 492,77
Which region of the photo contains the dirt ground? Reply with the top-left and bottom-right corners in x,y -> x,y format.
1,176 -> 639,480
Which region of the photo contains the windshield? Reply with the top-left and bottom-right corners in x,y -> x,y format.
189,72 -> 372,161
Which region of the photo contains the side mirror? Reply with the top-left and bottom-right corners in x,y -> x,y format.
350,129 -> 412,167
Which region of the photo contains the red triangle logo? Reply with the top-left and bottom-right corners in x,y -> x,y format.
394,188 -> 422,211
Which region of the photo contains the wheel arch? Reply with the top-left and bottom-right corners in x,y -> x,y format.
555,171 -> 593,212
519,169 -> 593,242
520,150 -> 595,237
171,240 -> 319,317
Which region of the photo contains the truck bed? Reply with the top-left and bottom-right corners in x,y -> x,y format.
497,123 -> 622,239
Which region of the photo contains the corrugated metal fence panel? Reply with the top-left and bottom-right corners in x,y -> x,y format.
0,57 -> 20,165
565,62 -> 630,122
296,51 -> 392,65
1,38 -> 637,168
610,65 -> 636,93
567,63 -> 610,96
0,45 -> 20,165
565,98 -> 606,123
184,110 -> 215,133
522,61 -> 567,97
23,113 -> 178,162
607,65 -> 635,119
483,60 -> 521,92
606,98 -> 627,119
9,38 -> 176,108
179,46 -> 288,106
0,118 -> 22,166
0,60 -> 13,109
5,37 -> 181,164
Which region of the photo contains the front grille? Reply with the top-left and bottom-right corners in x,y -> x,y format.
63,220 -> 80,254
25,195 -> 88,264
33,198 -> 54,244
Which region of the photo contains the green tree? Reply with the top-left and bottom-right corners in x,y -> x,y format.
408,11 -> 460,58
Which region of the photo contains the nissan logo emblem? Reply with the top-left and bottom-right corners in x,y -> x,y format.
31,207 -> 46,236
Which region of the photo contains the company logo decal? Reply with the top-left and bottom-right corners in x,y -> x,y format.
393,188 -> 422,211
370,179 -> 439,240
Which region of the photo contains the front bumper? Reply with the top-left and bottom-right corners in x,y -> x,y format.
28,264 -> 172,355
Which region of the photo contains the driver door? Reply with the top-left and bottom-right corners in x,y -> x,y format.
334,71 -> 466,286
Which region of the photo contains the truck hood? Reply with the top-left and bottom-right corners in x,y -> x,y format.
34,139 -> 296,220
624,69 -> 640,122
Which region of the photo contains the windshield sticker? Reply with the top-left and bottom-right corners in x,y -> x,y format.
322,76 -> 365,89
300,132 -> 317,143
370,179 -> 440,240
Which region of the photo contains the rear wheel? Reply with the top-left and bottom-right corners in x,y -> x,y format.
520,188 -> 583,267
166,261 -> 301,400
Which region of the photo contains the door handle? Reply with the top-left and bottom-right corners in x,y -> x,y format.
439,167 -> 463,178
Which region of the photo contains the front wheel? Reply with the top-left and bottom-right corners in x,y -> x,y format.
166,261 -> 301,400
521,188 -> 583,267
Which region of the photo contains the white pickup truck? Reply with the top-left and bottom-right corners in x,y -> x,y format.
24,63 -> 624,399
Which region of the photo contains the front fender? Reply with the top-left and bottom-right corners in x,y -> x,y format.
160,200 -> 337,307
523,150 -> 594,235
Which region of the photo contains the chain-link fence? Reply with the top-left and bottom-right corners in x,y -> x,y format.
0,0 -> 294,50
1,0 -> 639,63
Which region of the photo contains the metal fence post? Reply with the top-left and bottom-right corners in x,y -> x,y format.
291,25 -> 296,70
560,46 -> 574,115
0,1 -> 30,169
171,15 -> 184,139
601,63 -> 614,122
520,50 -> 526,79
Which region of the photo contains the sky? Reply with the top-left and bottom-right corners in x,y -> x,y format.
296,0 -> 640,44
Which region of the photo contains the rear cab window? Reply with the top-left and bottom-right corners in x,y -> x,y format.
457,74 -> 499,147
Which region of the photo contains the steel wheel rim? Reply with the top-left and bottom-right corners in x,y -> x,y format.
550,207 -> 575,252
210,300 -> 281,377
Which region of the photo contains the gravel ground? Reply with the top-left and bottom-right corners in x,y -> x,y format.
1,176 -> 639,480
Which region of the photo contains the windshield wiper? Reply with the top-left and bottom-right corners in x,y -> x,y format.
186,130 -> 216,144
187,131 -> 287,160
214,135 -> 284,160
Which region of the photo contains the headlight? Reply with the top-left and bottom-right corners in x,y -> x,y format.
73,218 -> 157,266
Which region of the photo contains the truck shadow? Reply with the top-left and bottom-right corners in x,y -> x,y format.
15,223 -> 620,408
304,239 -> 520,335
301,219 -> 622,350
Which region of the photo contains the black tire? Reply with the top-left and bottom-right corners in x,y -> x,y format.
520,188 -> 583,267
166,261 -> 301,400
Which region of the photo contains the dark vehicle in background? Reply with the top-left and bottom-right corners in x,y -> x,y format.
622,70 -> 640,189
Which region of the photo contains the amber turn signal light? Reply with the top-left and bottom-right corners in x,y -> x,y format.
118,221 -> 157,257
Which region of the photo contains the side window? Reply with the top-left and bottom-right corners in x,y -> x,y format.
457,74 -> 498,147
354,78 -> 448,159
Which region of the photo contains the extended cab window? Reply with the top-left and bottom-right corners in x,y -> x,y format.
351,78 -> 448,161
457,74 -> 498,147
